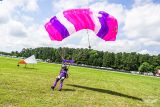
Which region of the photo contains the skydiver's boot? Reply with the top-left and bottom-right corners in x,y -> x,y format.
51,86 -> 55,90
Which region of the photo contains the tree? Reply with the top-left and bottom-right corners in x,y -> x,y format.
7,46 -> 159,73
114,52 -> 122,69
138,54 -> 150,65
103,52 -> 115,67
155,66 -> 160,71
121,52 -> 130,70
149,65 -> 154,73
138,62 -> 151,73
88,50 -> 98,65
127,52 -> 139,71
154,66 -> 160,74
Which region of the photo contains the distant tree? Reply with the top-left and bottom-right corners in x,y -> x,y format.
138,62 -> 151,73
96,58 -> 103,67
121,52 -> 130,70
55,49 -> 62,63
103,52 -> 115,68
114,52 -> 122,69
138,54 -> 150,65
149,65 -> 154,73
158,54 -> 160,65
88,50 -> 98,65
5,46 -> 160,73
131,53 -> 139,70
152,66 -> 160,74
155,66 -> 160,71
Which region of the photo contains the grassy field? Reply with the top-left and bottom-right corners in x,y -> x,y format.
0,56 -> 160,107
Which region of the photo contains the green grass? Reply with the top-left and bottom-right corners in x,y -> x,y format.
0,56 -> 160,107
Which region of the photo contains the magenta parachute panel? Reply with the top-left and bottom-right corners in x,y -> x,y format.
45,9 -> 118,41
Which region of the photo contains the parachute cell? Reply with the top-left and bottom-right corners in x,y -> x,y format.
45,9 -> 118,41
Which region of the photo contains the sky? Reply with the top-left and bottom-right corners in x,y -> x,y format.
0,0 -> 160,55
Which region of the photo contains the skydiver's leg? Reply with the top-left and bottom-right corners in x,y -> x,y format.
53,76 -> 61,87
59,77 -> 65,91
51,76 -> 60,90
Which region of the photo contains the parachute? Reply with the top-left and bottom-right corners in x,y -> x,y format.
45,8 -> 118,41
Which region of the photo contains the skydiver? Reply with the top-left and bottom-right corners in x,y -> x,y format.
51,63 -> 69,91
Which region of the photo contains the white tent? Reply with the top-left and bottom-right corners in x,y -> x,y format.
24,55 -> 37,64
18,55 -> 37,65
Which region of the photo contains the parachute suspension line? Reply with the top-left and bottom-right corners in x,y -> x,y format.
61,48 -> 63,59
62,48 -> 65,59
86,1 -> 91,49
86,0 -> 91,49
87,29 -> 91,49
57,48 -> 64,60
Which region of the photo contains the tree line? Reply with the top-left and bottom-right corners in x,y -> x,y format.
1,47 -> 160,73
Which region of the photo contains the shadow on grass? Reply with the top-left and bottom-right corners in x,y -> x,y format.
67,84 -> 142,101
17,66 -> 38,70
62,89 -> 76,91
23,67 -> 38,70
17,64 -> 38,70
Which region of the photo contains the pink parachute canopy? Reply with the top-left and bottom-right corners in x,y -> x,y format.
45,8 -> 118,41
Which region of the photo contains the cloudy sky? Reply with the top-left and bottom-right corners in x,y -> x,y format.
0,0 -> 160,55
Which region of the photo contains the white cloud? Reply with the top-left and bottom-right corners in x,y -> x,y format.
133,0 -> 152,6
122,2 -> 160,55
52,0 -> 94,12
90,2 -> 126,25
0,0 -> 39,25
0,0 -> 38,16
0,0 -> 40,52
124,3 -> 160,41
138,38 -> 160,46
0,21 -> 50,52
8,20 -> 27,37
138,49 -> 159,55
93,39 -> 141,53
25,0 -> 39,12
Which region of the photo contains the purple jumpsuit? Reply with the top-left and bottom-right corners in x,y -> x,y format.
52,68 -> 68,91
